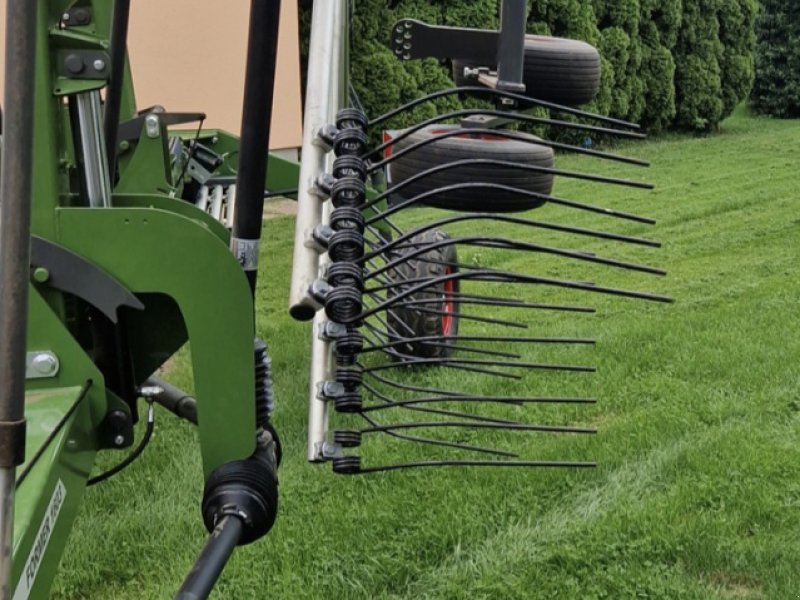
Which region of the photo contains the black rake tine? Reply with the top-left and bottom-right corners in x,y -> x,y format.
358,269 -> 672,324
368,127 -> 649,172
365,108 -> 646,161
363,358 -> 525,380
360,395 -> 597,412
369,159 -> 653,205
345,460 -> 597,474
361,213 -> 661,263
358,412 -> 519,458
361,382 -> 522,425
373,302 -> 530,330
368,86 -> 642,130
364,183 -> 656,226
386,294 -> 596,314
362,335 -> 595,354
358,311 -> 523,359
363,369 -> 472,398
365,276 -> 597,313
360,421 -> 597,435
360,357 -> 595,374
366,236 -> 667,280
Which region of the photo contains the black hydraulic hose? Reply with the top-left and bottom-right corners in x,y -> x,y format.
175,516 -> 244,600
103,0 -> 131,174
231,0 -> 282,295
0,0 -> 37,470
87,401 -> 155,486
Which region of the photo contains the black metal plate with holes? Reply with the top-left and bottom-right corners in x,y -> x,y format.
56,50 -> 110,80
390,19 -> 499,62
30,236 -> 145,323
116,111 -> 207,144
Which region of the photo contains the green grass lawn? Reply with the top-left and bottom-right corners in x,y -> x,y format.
53,108 -> 800,599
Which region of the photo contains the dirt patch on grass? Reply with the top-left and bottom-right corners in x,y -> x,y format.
706,572 -> 764,598
263,198 -> 297,219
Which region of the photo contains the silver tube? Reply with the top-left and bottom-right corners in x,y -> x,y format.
306,0 -> 348,461
76,91 -> 113,208
288,0 -> 342,321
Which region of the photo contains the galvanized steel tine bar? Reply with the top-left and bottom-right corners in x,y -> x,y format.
0,0 -> 38,594
304,0 -> 349,462
289,0 -> 344,321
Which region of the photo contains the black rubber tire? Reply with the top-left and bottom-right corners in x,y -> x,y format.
390,124 -> 554,212
386,229 -> 460,359
452,35 -> 601,107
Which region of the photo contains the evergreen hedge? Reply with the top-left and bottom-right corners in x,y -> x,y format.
751,0 -> 800,118
300,0 -> 757,132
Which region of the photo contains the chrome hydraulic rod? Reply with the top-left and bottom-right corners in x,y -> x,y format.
0,0 -> 38,596
289,0 -> 345,321
306,0 -> 349,461
76,91 -> 113,208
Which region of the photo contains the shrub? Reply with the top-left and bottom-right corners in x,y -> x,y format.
751,0 -> 800,118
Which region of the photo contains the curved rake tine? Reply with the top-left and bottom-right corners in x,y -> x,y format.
368,86 -> 642,130
360,395 -> 597,412
361,214 -> 661,264
363,367 -> 497,397
366,108 -> 646,161
362,335 -> 595,354
365,236 -> 667,281
341,460 -> 597,475
359,270 -> 672,325
385,294 -> 595,314
361,357 -> 595,375
360,301 -> 524,359
372,302 -> 529,330
364,259 -> 597,314
360,421 -> 597,435
372,159 -> 653,204
358,412 -> 519,458
364,183 -> 656,226
361,382 -> 522,425
369,127 -> 649,172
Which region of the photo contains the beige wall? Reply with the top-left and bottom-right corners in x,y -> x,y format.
0,1 -> 303,150
128,2 -> 302,149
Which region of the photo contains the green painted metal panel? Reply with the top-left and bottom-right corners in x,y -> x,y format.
56,206 -> 257,475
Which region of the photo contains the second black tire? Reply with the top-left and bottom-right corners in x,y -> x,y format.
390,124 -> 554,212
387,229 -> 459,360
452,35 -> 601,107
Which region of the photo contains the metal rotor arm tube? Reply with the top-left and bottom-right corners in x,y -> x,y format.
305,0 -> 348,461
288,0 -> 343,321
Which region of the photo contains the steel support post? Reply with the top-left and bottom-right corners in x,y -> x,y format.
0,0 -> 38,595
231,0 -> 282,295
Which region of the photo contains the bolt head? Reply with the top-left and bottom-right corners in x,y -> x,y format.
145,115 -> 160,138
64,54 -> 85,75
32,353 -> 58,376
32,267 -> 50,283
92,59 -> 106,72
113,434 -> 126,447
